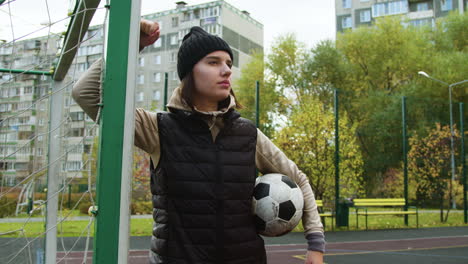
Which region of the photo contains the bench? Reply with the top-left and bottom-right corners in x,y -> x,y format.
316,200 -> 335,230
353,198 -> 418,230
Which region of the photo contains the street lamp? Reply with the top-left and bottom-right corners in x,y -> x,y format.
418,71 -> 468,209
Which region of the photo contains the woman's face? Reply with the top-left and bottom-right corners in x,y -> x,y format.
192,50 -> 233,103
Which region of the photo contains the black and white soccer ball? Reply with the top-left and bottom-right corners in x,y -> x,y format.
252,173 -> 304,237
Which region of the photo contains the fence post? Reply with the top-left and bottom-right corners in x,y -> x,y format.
460,103 -> 466,224
334,89 -> 341,226
255,80 -> 260,128
402,96 -> 408,225
164,72 -> 168,111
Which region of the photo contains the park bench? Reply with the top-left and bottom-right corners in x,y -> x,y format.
353,198 -> 418,230
316,200 -> 335,230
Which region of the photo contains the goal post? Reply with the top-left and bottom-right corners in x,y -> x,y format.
93,0 -> 140,263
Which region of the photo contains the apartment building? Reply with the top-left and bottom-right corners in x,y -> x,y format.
0,0 -> 263,186
335,0 -> 467,32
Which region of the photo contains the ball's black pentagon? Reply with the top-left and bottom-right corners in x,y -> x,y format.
254,214 -> 266,231
281,175 -> 297,189
278,200 -> 296,221
253,183 -> 270,200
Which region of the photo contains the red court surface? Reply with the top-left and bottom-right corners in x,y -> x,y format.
56,234 -> 468,264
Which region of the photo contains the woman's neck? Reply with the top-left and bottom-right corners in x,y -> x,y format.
193,96 -> 218,112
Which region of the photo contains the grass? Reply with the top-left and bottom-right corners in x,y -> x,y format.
0,210 -> 467,237
0,218 -> 154,238
293,209 -> 468,232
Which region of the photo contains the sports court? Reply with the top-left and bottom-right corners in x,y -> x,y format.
3,226 -> 465,263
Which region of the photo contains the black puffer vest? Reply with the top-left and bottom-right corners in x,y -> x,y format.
149,108 -> 266,264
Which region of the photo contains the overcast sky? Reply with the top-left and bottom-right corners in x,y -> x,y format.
0,0 -> 336,51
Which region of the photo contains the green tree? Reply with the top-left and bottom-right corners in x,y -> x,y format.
234,52 -> 281,138
273,95 -> 364,204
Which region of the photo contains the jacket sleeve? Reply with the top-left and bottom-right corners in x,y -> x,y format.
71,58 -> 160,155
255,129 -> 325,243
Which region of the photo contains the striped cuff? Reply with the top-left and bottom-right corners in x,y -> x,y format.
306,232 -> 326,253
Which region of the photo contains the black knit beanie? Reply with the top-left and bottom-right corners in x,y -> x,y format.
177,26 -> 233,80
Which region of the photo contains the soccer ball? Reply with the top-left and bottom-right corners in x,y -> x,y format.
252,173 -> 304,237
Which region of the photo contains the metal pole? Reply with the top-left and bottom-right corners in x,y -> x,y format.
449,85 -> 457,209
93,0 -> 139,263
460,103 -> 467,223
45,80 -> 65,264
164,72 -> 168,111
334,89 -> 340,226
68,184 -> 71,209
255,80 -> 260,128
402,96 -> 408,225
0,68 -> 53,75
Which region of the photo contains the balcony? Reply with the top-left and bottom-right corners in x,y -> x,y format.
407,9 -> 434,19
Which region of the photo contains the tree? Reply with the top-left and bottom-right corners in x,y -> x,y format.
408,123 -> 463,222
234,52 -> 281,138
273,95 -> 364,204
132,147 -> 150,201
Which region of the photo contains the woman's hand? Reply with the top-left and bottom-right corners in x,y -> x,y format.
139,19 -> 160,51
305,250 -> 323,264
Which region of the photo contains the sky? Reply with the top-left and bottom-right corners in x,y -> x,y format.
0,0 -> 336,51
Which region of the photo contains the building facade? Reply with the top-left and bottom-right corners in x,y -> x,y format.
0,0 -> 263,187
335,0 -> 467,32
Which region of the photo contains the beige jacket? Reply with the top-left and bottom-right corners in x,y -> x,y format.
72,58 -> 324,239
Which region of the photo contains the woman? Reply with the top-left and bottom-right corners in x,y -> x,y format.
72,20 -> 325,264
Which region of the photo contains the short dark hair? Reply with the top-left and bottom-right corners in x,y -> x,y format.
181,71 -> 243,110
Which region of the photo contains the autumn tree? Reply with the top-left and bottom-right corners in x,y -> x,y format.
132,147 -> 150,201
408,123 -> 463,222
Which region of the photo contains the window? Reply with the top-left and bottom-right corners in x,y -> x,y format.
183,12 -> 191,22
360,10 -> 371,22
172,71 -> 178,80
170,35 -> 178,45
70,111 -> 84,121
154,55 -> 161,64
409,18 -> 433,27
23,86 -> 33,94
153,90 -> 160,101
138,57 -> 145,67
170,52 -> 177,62
416,2 -> 429,11
38,135 -> 43,141
137,92 -> 144,102
153,38 -> 162,48
138,74 -> 144,84
202,24 -> 220,35
441,0 -> 452,11
39,119 -> 44,126
172,17 -> 179,27
342,16 -> 352,29
343,0 -> 351,9
4,175 -> 15,186
179,28 -> 190,40
85,128 -> 95,137
37,148 -> 43,156
66,161 -> 82,171
84,145 -> 91,154
372,1 -> 408,17
70,128 -> 84,137
153,72 -> 161,83
201,6 -> 219,18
